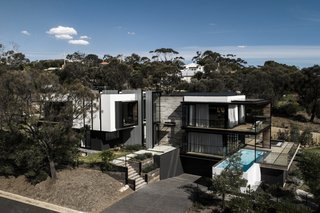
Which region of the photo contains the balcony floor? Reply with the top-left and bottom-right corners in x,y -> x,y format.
185,123 -> 270,134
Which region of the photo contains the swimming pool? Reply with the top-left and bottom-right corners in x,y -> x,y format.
215,149 -> 267,172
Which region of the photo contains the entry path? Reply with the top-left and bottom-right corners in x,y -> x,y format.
102,174 -> 202,213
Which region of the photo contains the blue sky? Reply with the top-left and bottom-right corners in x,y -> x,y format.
1,0 -> 320,67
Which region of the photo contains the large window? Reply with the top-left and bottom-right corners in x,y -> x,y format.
116,101 -> 138,128
122,102 -> 138,127
227,134 -> 240,154
184,104 -> 226,128
187,132 -> 224,156
209,105 -> 225,128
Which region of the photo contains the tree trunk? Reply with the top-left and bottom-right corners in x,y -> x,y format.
309,101 -> 317,122
222,193 -> 225,209
49,159 -> 57,181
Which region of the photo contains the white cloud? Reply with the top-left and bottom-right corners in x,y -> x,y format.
55,34 -> 73,40
128,32 -> 136,35
68,39 -> 89,45
237,45 -> 246,48
21,30 -> 30,36
47,26 -> 77,40
80,35 -> 90,40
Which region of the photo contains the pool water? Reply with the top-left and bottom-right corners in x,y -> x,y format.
216,149 -> 267,172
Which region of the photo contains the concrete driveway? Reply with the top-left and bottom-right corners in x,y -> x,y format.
102,173 -> 203,213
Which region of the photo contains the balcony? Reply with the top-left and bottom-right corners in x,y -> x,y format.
183,117 -> 271,134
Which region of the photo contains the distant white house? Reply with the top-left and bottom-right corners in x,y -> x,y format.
180,63 -> 204,82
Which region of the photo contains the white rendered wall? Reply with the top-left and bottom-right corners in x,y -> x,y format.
243,163 -> 261,187
72,100 -> 94,129
184,95 -> 245,103
100,93 -> 137,132
73,93 -> 137,132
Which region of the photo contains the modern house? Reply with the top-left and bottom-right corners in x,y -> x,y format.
72,90 -> 299,186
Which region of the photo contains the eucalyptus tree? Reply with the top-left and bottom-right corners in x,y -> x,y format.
149,48 -> 180,62
0,69 -> 95,181
295,65 -> 320,122
192,50 -> 246,75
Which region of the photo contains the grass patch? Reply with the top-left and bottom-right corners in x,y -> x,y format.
78,152 -> 102,164
304,147 -> 320,154
78,148 -> 133,165
112,150 -> 131,158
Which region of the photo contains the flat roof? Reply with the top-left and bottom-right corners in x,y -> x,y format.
232,99 -> 270,105
170,92 -> 240,96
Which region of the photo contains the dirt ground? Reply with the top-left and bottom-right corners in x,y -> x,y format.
272,116 -> 320,132
272,116 -> 320,144
0,168 -> 132,213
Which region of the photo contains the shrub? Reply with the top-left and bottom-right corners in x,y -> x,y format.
275,201 -> 310,213
132,153 -> 153,161
290,125 -> 300,143
274,102 -> 301,117
299,129 -> 313,145
293,114 -> 308,122
26,170 -> 48,185
0,164 -> 15,176
142,164 -> 158,173
100,149 -> 115,171
277,129 -> 289,141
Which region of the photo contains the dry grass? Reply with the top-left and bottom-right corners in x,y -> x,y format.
272,116 -> 320,145
0,168 -> 132,212
272,116 -> 320,133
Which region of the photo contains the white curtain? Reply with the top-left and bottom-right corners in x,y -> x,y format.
189,105 -> 195,126
196,104 -> 209,127
239,105 -> 245,124
188,132 -> 223,155
228,105 -> 238,128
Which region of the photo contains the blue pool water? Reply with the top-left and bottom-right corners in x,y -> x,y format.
216,149 -> 267,172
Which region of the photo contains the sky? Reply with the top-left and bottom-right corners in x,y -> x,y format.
1,0 -> 320,68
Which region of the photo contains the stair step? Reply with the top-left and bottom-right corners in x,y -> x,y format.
128,168 -> 135,172
128,174 -> 140,180
128,172 -> 136,176
128,169 -> 138,175
135,178 -> 145,185
136,182 -> 147,190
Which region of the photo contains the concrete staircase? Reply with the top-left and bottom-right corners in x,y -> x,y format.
112,160 -> 147,191
127,164 -> 147,190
